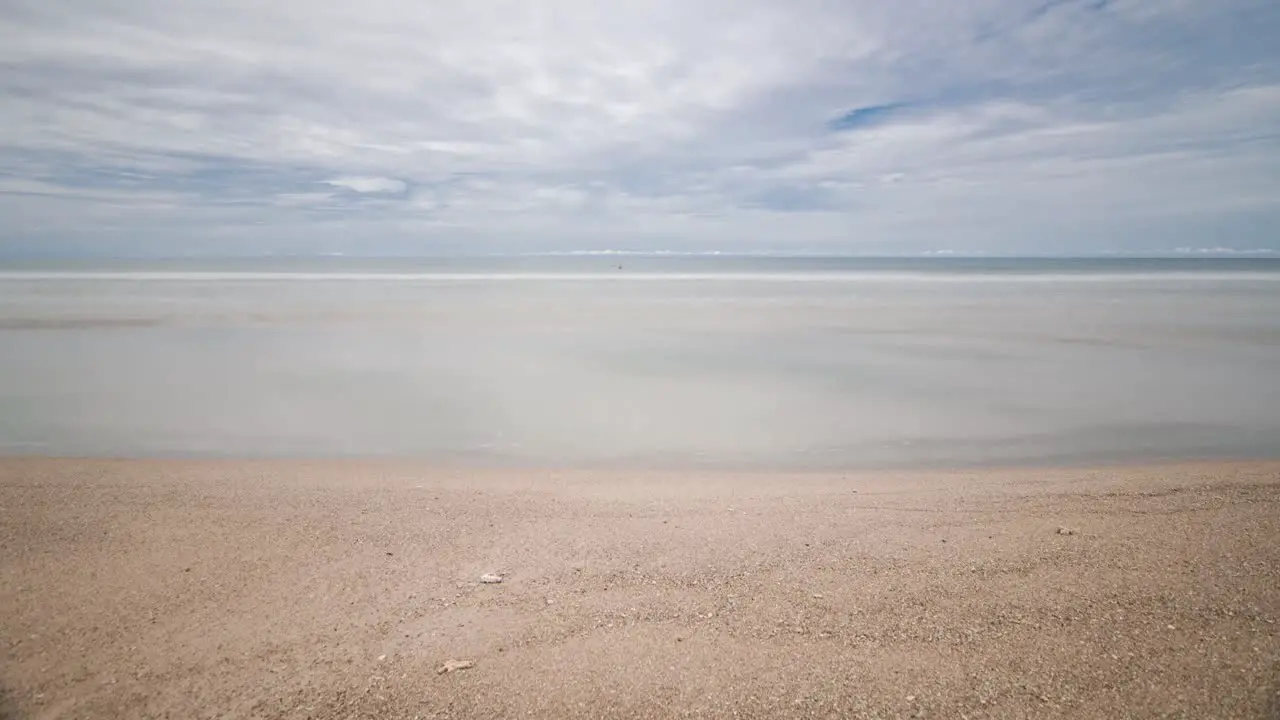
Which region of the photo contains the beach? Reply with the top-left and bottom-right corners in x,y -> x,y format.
3,0 -> 1279,712
2,458 -> 1277,719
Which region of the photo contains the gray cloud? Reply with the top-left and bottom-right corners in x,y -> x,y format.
0,0 -> 1277,256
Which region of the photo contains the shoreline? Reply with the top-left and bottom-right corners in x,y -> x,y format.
2,458 -> 1278,718
3,450 -> 1279,475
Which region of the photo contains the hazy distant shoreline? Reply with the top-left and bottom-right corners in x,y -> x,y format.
3,254 -> 1280,271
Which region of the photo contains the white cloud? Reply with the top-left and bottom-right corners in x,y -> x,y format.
0,0 -> 1276,255
322,177 -> 406,194
1174,247 -> 1277,255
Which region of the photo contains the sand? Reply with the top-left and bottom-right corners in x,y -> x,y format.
1,458 -> 1278,719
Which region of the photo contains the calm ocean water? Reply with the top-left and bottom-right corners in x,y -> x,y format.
1,257 -> 1277,468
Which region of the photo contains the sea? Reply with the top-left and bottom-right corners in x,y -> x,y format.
1,256 -> 1277,469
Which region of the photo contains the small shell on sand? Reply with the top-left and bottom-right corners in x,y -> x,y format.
437,659 -> 475,675
479,573 -> 504,584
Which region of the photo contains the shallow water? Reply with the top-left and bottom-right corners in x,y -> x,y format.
1,257 -> 1277,468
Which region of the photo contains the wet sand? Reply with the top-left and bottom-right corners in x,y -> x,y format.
1,458 -> 1278,719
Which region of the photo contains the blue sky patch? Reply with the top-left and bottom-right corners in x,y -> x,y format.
827,103 -> 910,132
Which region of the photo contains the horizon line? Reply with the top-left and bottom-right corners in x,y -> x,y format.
2,250 -> 1279,262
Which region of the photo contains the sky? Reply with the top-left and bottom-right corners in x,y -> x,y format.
0,0 -> 1278,257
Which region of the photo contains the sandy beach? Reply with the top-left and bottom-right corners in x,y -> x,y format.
1,458 -> 1278,719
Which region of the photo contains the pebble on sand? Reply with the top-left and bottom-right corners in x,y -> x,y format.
1056,527 -> 1077,536
479,573 -> 504,584
437,659 -> 475,675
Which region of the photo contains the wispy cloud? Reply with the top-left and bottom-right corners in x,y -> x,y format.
323,177 -> 406,194
0,0 -> 1277,256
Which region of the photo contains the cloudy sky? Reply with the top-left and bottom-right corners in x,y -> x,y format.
1,0 -> 1277,257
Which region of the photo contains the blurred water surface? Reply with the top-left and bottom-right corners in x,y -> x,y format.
1,257 -> 1277,468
